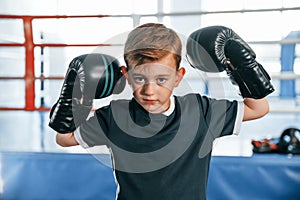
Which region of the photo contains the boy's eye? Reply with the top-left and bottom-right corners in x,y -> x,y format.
157,78 -> 167,84
134,77 -> 145,83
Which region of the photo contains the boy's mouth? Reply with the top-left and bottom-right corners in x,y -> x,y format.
142,99 -> 158,104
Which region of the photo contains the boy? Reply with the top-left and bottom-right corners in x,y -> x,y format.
54,23 -> 270,199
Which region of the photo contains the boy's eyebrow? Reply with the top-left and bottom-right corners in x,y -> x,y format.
131,72 -> 171,77
131,73 -> 145,76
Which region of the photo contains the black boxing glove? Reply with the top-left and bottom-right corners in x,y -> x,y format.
49,53 -> 125,133
186,25 -> 275,99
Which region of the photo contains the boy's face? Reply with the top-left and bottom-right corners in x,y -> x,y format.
122,54 -> 185,114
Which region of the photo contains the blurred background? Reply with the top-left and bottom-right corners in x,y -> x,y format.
0,0 -> 300,199
1,0 -> 299,154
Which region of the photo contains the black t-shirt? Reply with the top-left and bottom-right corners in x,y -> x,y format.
75,93 -> 242,200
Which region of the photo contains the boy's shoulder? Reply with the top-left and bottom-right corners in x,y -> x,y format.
175,93 -> 238,112
175,93 -> 207,104
95,98 -> 137,115
96,98 -> 131,110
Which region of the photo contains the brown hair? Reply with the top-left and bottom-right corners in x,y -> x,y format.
124,23 -> 182,69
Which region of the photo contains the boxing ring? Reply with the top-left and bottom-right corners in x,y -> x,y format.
0,14 -> 117,111
1,14 -> 300,111
1,14 -> 300,200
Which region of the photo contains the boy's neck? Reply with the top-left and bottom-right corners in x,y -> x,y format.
162,96 -> 175,116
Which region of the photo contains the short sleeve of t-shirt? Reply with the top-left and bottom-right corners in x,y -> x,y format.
74,106 -> 110,148
196,94 -> 243,138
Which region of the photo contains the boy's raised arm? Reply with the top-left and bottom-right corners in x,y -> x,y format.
48,53 -> 125,134
186,25 -> 274,100
48,54 -> 126,148
56,132 -> 78,147
243,98 -> 269,121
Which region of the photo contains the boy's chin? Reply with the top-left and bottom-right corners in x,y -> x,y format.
142,104 -> 166,114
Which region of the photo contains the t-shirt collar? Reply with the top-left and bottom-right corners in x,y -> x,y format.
162,95 -> 175,116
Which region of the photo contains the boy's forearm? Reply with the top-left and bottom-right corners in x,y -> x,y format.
56,132 -> 78,147
243,98 -> 269,121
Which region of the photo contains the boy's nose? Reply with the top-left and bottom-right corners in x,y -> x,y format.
142,82 -> 156,95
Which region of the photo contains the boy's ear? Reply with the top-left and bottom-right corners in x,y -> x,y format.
175,67 -> 186,87
121,66 -> 131,84
120,66 -> 127,74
